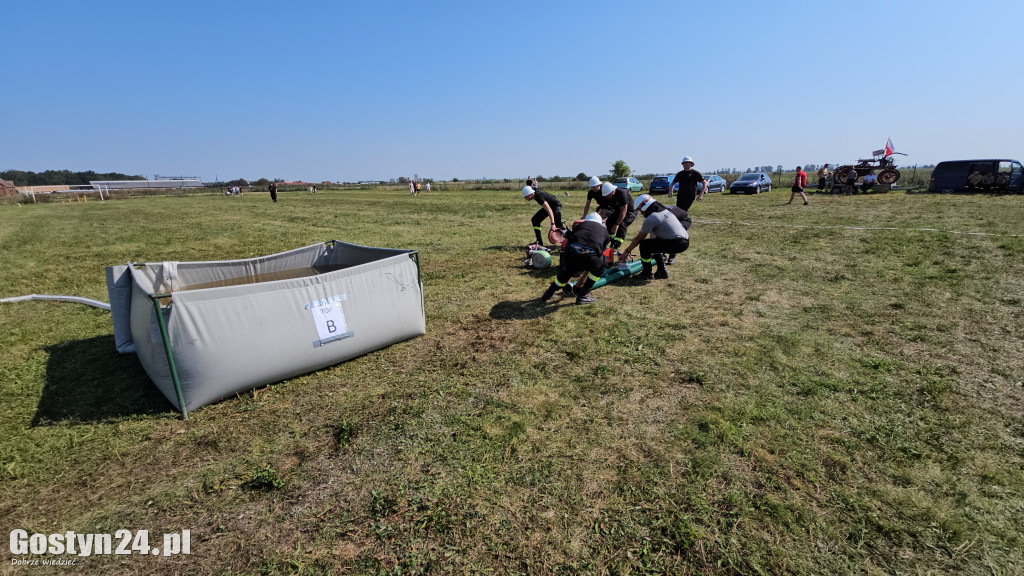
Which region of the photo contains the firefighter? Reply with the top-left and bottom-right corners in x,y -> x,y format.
539,212 -> 610,305
598,181 -> 637,249
580,176 -> 604,218
632,193 -> 690,264
619,194 -> 689,280
522,186 -> 566,245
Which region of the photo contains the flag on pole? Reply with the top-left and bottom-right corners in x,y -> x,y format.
884,138 -> 895,157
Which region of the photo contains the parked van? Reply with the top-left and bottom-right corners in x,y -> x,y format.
928,159 -> 1024,193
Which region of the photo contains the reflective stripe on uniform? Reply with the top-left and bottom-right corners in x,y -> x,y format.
588,273 -> 601,282
555,279 -> 567,287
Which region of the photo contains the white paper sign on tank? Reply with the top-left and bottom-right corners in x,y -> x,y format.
306,294 -> 354,347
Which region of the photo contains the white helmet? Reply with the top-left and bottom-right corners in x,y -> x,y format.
640,197 -> 657,212
522,186 -> 534,198
588,176 -> 601,187
632,193 -> 651,211
600,182 -> 616,196
681,156 -> 695,165
584,212 -> 603,223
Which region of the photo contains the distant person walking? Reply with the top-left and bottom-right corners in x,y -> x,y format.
668,156 -> 707,211
269,182 -> 278,203
425,182 -> 431,193
409,181 -> 415,196
414,181 -> 422,196
788,166 -> 809,205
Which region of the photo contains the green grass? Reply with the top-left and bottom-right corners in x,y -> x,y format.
1,188 -> 1022,575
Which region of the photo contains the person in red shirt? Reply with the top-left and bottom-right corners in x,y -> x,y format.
788,166 -> 809,205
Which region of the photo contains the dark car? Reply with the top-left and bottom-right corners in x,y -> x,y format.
649,175 -> 677,195
730,172 -> 773,194
704,174 -> 727,193
928,159 -> 1024,193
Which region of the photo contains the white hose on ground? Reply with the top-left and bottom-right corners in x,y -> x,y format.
0,294 -> 111,311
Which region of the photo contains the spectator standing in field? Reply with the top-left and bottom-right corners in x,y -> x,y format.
414,181 -> 422,196
817,164 -> 830,191
788,166 -> 809,205
539,212 -> 610,305
269,182 -> 278,203
425,182 -> 431,193
619,195 -> 689,280
861,170 -> 877,193
522,185 -> 567,245
668,156 -> 707,211
845,168 -> 859,194
409,181 -> 415,196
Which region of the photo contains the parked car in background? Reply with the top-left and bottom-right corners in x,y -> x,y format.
928,159 -> 1024,193
614,176 -> 643,193
704,174 -> 727,193
648,175 -> 677,195
730,172 -> 773,194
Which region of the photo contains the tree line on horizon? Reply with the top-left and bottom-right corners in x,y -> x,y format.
0,170 -> 146,187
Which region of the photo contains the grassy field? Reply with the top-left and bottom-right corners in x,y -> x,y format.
1,187 -> 1022,575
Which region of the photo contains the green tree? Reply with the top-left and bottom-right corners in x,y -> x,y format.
575,172 -> 588,181
610,160 -> 631,179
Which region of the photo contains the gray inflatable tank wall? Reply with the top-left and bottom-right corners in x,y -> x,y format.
106,241 -> 425,414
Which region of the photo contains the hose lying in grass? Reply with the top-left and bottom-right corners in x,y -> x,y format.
0,294 -> 111,311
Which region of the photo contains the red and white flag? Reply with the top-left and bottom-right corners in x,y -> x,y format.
884,138 -> 895,157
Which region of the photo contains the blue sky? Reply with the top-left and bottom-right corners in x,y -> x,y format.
3,0 -> 1021,182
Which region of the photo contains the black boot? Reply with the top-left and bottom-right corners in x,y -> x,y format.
653,254 -> 669,279
575,276 -> 598,304
636,262 -> 654,281
540,283 -> 558,302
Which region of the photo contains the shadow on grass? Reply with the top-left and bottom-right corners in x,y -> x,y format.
33,335 -> 174,426
522,268 -> 559,279
489,298 -> 571,320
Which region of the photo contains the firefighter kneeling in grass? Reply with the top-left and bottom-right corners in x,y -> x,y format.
539,213 -> 610,305
619,194 -> 689,280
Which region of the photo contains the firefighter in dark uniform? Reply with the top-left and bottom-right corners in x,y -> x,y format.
667,156 -> 707,211
540,212 -> 610,305
580,176 -> 604,218
598,181 -> 637,249
619,195 -> 689,280
522,186 -> 566,245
